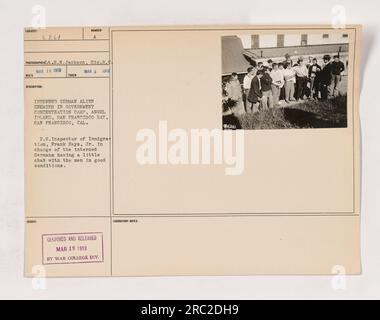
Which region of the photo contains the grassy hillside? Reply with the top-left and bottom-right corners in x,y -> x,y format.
238,96 -> 347,130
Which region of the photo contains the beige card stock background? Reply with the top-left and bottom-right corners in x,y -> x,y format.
24,25 -> 361,276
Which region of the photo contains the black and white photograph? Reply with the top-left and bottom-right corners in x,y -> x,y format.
222,32 -> 349,130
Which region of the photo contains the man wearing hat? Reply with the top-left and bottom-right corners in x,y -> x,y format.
283,53 -> 293,67
293,58 -> 309,101
319,55 -> 333,100
260,67 -> 274,109
247,70 -> 264,113
330,55 -> 345,97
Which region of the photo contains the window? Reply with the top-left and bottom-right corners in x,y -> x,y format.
301,34 -> 308,46
251,34 -> 260,49
277,34 -> 284,47
323,34 -> 329,39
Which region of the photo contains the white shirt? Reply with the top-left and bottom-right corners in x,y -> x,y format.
243,74 -> 254,90
282,68 -> 296,83
293,64 -> 308,77
270,69 -> 284,88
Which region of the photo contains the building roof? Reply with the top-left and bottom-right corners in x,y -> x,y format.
244,43 -> 349,61
222,36 -> 251,75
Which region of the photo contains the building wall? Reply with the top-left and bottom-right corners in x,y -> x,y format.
258,35 -> 277,47
240,33 -> 349,49
284,34 -> 301,46
308,33 -> 349,45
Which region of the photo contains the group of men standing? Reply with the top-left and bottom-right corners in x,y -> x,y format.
224,53 -> 346,115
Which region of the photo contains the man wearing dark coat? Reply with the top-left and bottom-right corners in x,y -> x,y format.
330,55 -> 345,97
260,67 -> 274,109
247,70 -> 264,113
319,55 -> 333,100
